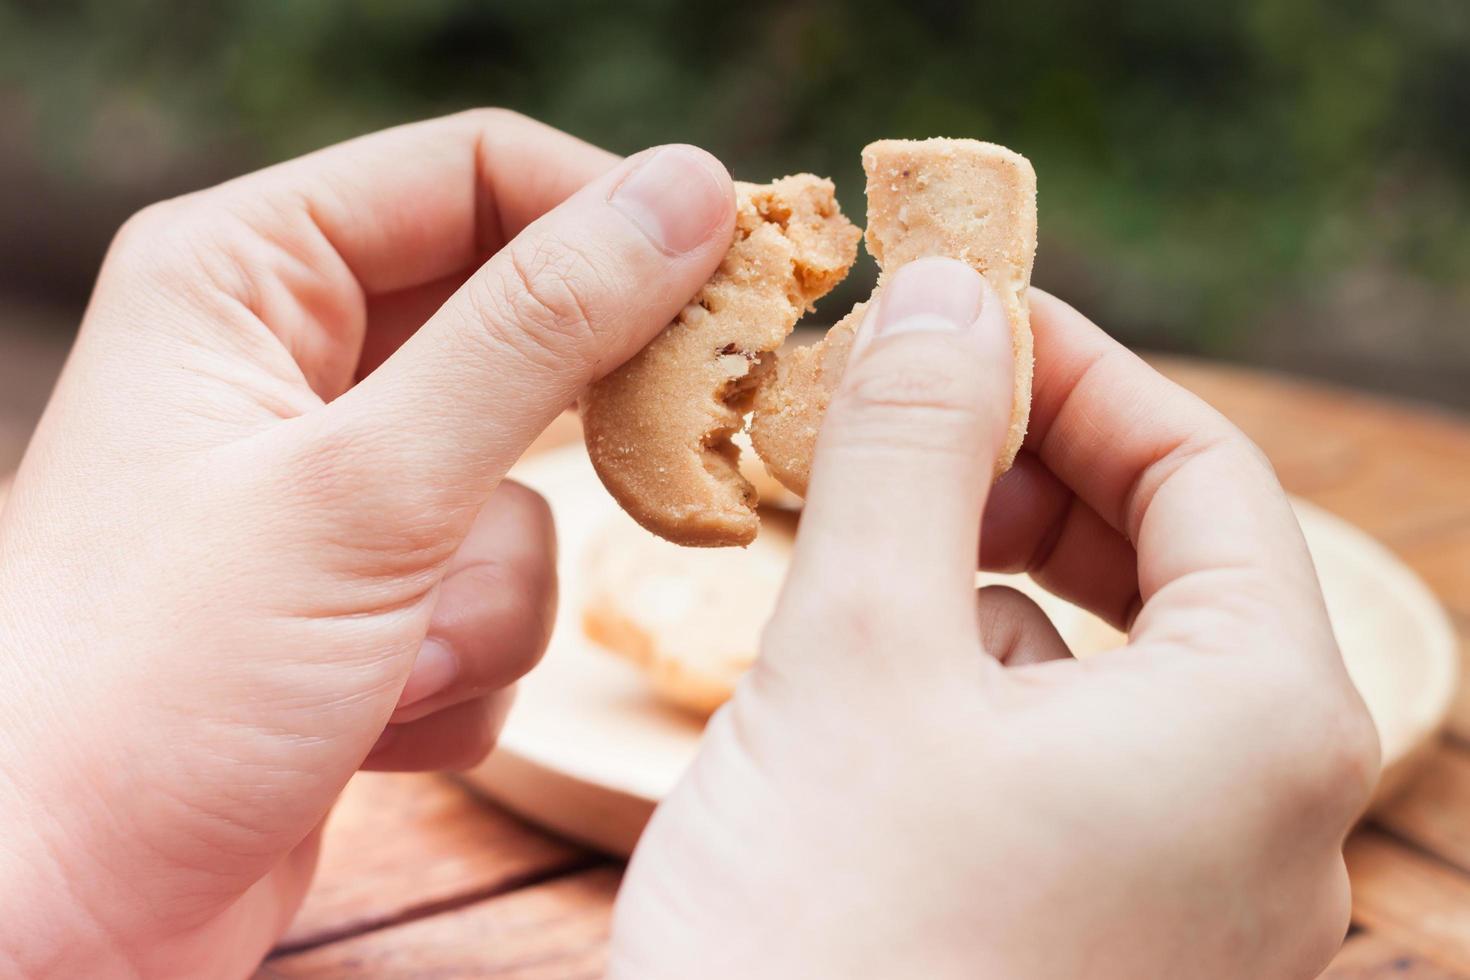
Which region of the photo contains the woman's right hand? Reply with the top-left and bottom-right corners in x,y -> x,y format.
610,257 -> 1378,979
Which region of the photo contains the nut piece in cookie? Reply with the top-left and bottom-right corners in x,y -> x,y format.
582,175 -> 860,546
749,139 -> 1038,496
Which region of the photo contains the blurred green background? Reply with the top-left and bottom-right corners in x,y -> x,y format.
2,0 -> 1468,412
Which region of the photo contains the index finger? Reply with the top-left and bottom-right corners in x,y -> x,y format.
1022,289 -> 1328,650
220,108 -> 619,295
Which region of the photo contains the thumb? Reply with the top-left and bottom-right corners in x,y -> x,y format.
296,144 -> 734,526
782,258 -> 1015,648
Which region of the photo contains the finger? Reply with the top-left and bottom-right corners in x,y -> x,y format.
304,143 -> 735,525
110,111 -> 620,406
391,479 -> 556,724
362,690 -> 514,772
781,258 -> 1014,649
230,108 -> 618,295
980,451 -> 1141,630
1024,290 -> 1325,650
975,585 -> 1073,666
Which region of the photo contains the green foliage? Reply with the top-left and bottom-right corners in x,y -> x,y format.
4,0 -> 1469,344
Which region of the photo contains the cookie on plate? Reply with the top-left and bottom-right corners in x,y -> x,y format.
581,511 -> 796,715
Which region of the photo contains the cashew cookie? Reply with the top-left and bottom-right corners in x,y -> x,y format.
581,175 -> 861,547
749,139 -> 1038,496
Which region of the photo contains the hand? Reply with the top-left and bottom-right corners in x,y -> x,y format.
610,258 -> 1379,979
0,110 -> 735,978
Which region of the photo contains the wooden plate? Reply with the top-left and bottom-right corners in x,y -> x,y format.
462,443 -> 1460,857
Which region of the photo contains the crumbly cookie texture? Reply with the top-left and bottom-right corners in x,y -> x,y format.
750,138 -> 1038,496
581,175 -> 860,547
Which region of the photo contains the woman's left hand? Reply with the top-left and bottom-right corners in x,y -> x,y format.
0,109 -> 735,978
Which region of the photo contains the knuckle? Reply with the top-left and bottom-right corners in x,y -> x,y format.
811,587 -> 885,644
109,180 -> 357,334
1266,670 -> 1381,820
456,106 -> 528,132
1148,571 -> 1288,651
467,238 -> 605,372
107,198 -> 207,274
768,579 -> 876,650
113,200 -> 183,252
1210,418 -> 1276,480
105,194 -> 270,317
285,418 -> 375,504
283,419 -> 461,571
841,342 -> 979,415
795,575 -> 921,649
1229,424 -> 1274,471
1315,693 -> 1382,810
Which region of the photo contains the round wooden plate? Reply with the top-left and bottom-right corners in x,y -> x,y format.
462,443 -> 1460,857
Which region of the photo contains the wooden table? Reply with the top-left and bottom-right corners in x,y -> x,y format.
231,358 -> 1466,977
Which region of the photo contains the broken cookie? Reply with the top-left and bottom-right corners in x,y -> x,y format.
584,139 -> 1036,547
749,139 -> 1038,496
581,175 -> 861,547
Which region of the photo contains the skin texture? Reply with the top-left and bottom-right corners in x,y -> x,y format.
610,259 -> 1379,980
0,110 -> 738,979
0,113 -> 1377,980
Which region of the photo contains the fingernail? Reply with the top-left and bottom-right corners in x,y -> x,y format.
871,257 -> 985,337
609,145 -> 730,255
397,638 -> 459,710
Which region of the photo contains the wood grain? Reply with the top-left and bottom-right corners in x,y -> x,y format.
1309,441 -> 1470,545
263,867 -> 621,979
1320,932 -> 1466,978
1157,358 -> 1470,542
1375,744 -> 1470,875
277,773 -> 592,952
1400,525 -> 1470,622
1347,829 -> 1470,975
274,366 -> 1470,972
1166,357 -> 1470,751
6,355 -> 1463,973
1448,625 -> 1470,746
1155,358 -> 1372,494
1395,529 -> 1470,742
